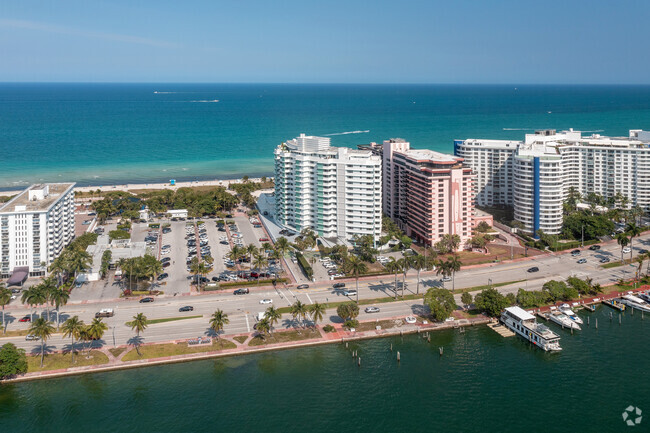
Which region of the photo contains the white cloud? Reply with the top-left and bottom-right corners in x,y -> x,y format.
0,18 -> 182,49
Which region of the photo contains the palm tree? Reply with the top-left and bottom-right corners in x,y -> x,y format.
61,316 -> 85,364
616,233 -> 630,263
397,257 -> 410,298
143,255 -> 163,292
274,237 -> 291,276
87,317 -> 108,342
256,317 -> 271,338
626,222 -> 642,262
209,309 -> 229,344
0,284 -> 11,334
308,302 -> 326,327
411,254 -> 427,295
264,306 -> 281,332
50,286 -> 70,329
21,285 -> 46,320
385,258 -> 400,300
29,317 -> 55,367
436,259 -> 452,288
261,242 -> 272,256
189,258 -> 210,291
41,277 -> 57,320
246,244 -> 259,270
290,300 -> 307,328
127,313 -> 148,355
68,248 -> 92,281
253,253 -> 268,284
446,255 -> 463,291
344,255 -> 368,303
423,247 -> 438,270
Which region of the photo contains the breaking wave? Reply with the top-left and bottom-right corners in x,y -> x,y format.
323,130 -> 370,136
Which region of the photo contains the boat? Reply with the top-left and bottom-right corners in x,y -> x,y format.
547,310 -> 581,331
619,295 -> 650,313
637,291 -> 650,304
559,303 -> 584,325
501,306 -> 562,351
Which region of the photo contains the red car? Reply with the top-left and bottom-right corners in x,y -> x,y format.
259,237 -> 269,242
250,272 -> 259,278
19,315 -> 31,322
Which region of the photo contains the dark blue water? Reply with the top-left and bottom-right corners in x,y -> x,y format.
1,307 -> 649,432
1,83 -> 650,188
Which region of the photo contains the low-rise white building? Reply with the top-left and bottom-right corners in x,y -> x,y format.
167,209 -> 188,219
0,183 -> 75,277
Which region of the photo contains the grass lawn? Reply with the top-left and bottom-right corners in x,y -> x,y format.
601,261 -> 626,269
248,328 -> 321,346
108,347 -> 127,358
452,280 -> 525,294
232,335 -> 248,344
122,339 -> 236,361
27,350 -> 109,372
0,328 -> 33,338
355,319 -> 403,332
275,293 -> 424,315
145,315 -> 203,325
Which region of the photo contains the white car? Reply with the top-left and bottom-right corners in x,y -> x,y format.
259,298 -> 273,304
404,316 -> 417,324
161,250 -> 170,255
622,247 -> 632,254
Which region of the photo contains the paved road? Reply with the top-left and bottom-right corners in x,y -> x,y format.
3,232 -> 649,352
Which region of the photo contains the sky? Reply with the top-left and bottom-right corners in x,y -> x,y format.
1,0 -> 649,84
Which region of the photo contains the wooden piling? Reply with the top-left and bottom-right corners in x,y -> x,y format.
596,318 -> 598,329
619,314 -> 622,325
397,351 -> 400,363
358,356 -> 361,367
587,316 -> 589,326
439,347 -> 443,356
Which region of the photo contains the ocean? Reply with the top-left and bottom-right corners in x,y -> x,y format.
1,307 -> 648,432
1,83 -> 650,189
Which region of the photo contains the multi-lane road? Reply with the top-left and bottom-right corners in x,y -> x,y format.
3,231 -> 649,352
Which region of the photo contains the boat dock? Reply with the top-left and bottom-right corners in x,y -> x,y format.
487,321 -> 515,337
582,304 -> 596,312
602,299 -> 626,311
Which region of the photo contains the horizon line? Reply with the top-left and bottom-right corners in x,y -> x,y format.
1,81 -> 650,86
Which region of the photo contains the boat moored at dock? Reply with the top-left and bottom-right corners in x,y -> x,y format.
543,310 -> 581,331
559,303 -> 584,325
501,306 -> 562,352
619,295 -> 650,313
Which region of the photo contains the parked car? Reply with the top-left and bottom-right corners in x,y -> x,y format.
589,245 -> 601,251
296,284 -> 309,289
157,273 -> 169,281
527,267 -> 539,273
220,240 -> 229,245
623,247 -> 632,254
639,249 -> 648,254
179,306 -> 194,312
161,257 -> 171,263
441,276 -> 452,282
19,315 -> 31,322
162,228 -> 171,234
571,249 -> 581,256
600,257 -> 611,263
211,276 -> 220,282
234,288 -> 249,295
259,237 -> 269,242
162,261 -> 171,268
577,258 -> 587,264
139,297 -> 154,303
365,306 -> 380,313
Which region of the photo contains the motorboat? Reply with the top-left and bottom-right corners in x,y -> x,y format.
559,303 -> 584,325
619,295 -> 650,313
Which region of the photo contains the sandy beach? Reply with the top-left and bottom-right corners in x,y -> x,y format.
0,177 -> 271,197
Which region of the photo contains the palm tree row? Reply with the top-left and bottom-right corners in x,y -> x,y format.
257,301 -> 326,338
20,278 -> 70,328
117,254 -> 163,292
49,247 -> 92,285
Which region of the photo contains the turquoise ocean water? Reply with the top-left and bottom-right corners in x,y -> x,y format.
1,83 -> 649,189
1,307 -> 649,432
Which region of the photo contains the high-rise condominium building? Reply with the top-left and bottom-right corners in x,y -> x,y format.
378,139 -> 475,247
274,134 -> 382,242
0,183 -> 76,277
455,129 -> 650,235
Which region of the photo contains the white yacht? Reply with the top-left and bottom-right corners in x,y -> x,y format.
559,303 -> 584,325
501,306 -> 562,352
547,310 -> 581,331
637,291 -> 650,304
619,295 -> 650,313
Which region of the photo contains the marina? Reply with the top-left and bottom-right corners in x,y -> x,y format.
539,310 -> 581,331
601,298 -> 626,311
501,306 -> 562,351
619,294 -> 650,313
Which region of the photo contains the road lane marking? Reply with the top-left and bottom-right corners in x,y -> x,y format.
245,314 -> 250,332
305,293 -> 313,305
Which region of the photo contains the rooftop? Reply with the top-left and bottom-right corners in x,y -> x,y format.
402,148 -> 460,163
0,183 -> 75,214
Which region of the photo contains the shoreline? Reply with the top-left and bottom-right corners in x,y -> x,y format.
2,316 -> 490,383
0,176 -> 274,197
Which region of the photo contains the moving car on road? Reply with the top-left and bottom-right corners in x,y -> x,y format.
343,289 -> 357,297
25,334 -> 39,341
139,297 -> 154,303
527,267 -> 539,273
296,284 -> 309,289
95,308 -> 114,318
260,299 -> 273,304
179,306 -> 194,312
365,306 -> 380,313
333,282 -> 346,288
19,315 -> 31,322
234,288 -> 249,295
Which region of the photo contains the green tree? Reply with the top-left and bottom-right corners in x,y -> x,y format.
0,285 -> 10,334
411,254 -> 428,295
264,306 -> 281,332
209,309 -> 229,344
343,255 -> 367,303
21,285 -> 46,320
461,292 -> 473,309
474,288 -> 509,317
424,288 -> 457,322
246,244 -> 259,270
616,233 -> 629,263
142,254 -> 163,292
626,222 -> 642,262
446,255 -> 462,291
87,317 -> 108,342
308,302 -> 326,327
336,302 -> 359,322
0,343 -> 28,379
29,317 -> 55,367
256,317 -> 271,337
385,258 -> 400,300
50,286 -> 70,329
397,257 -> 410,298
290,300 -> 308,328
127,313 -> 148,355
61,316 -> 85,364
